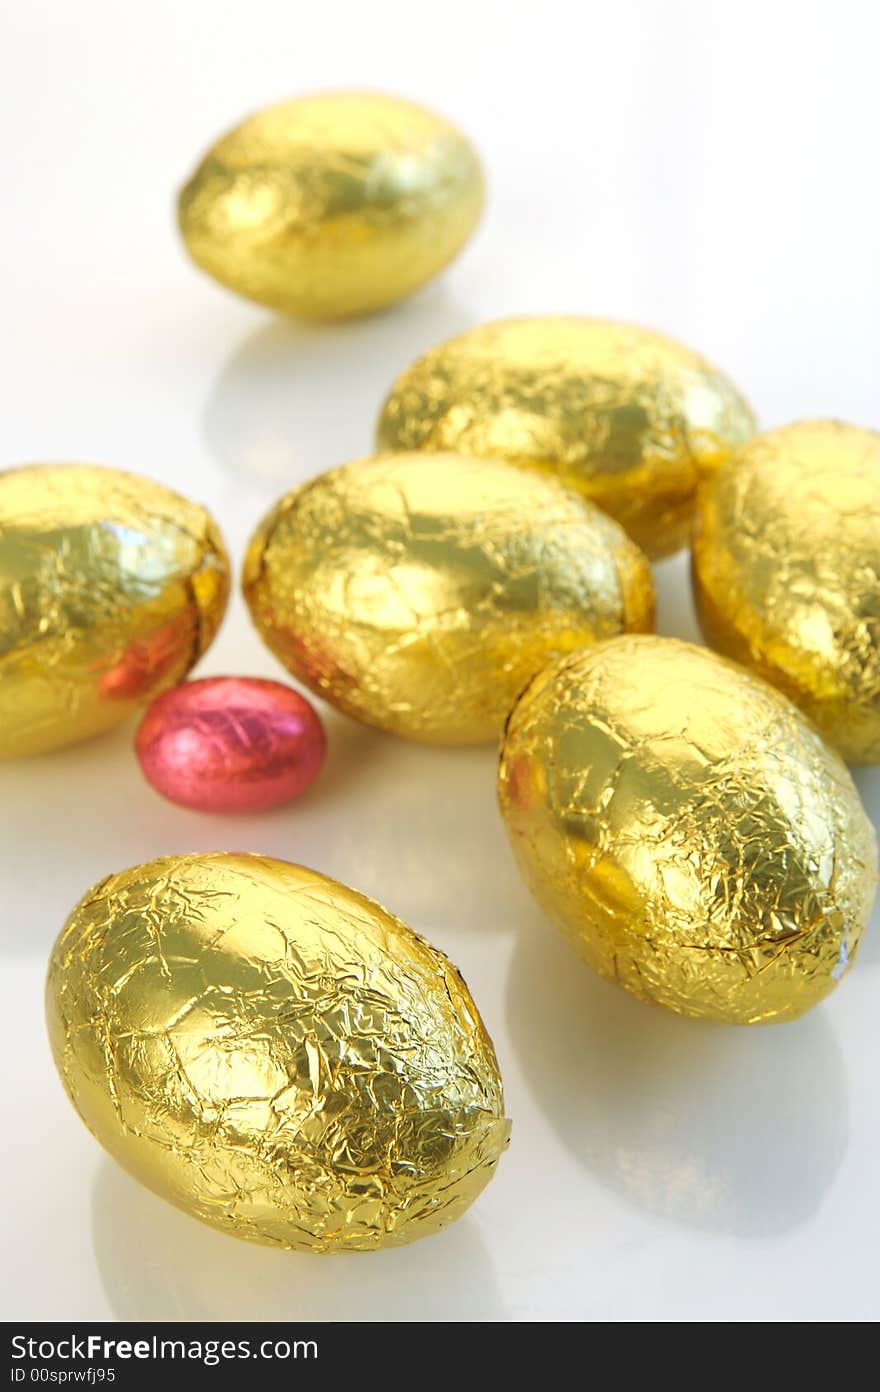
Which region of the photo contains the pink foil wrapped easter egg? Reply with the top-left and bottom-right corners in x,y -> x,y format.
135,677 -> 326,813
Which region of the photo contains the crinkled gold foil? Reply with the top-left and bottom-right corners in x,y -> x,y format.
693,419 -> 880,764
178,91 -> 484,319
377,316 -> 756,558
0,464 -> 229,757
498,635 -> 877,1024
46,853 -> 509,1253
243,452 -> 655,744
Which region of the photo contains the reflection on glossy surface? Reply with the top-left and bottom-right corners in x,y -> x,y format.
244,452 -> 654,743
507,921 -> 849,1235
93,1160 -> 505,1321
203,291 -> 473,489
0,700 -> 515,958
318,740 -> 525,935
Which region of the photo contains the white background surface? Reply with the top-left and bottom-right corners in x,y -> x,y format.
3,0 -> 880,1322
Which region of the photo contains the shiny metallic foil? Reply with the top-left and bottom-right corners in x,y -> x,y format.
498,635 -> 877,1024
46,853 -> 509,1252
178,91 -> 484,319
243,452 -> 654,744
0,464 -> 229,756
135,677 -> 326,813
377,316 -> 756,559
693,420 -> 880,764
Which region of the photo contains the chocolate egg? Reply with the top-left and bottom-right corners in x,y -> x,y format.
693,420 -> 880,763
0,464 -> 229,756
178,91 -> 483,319
377,316 -> 756,558
243,452 -> 654,744
135,677 -> 326,813
498,635 -> 876,1024
46,853 -> 509,1252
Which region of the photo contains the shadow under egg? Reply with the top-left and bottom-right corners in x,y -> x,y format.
297,705 -> 388,808
314,737 -> 524,938
506,915 -> 849,1238
849,763 -> 880,965
653,550 -> 702,643
91,1159 -> 506,1322
202,285 -> 474,491
0,722 -> 142,956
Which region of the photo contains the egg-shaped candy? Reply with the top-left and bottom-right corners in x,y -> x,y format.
46,853 -> 509,1252
498,635 -> 876,1024
178,91 -> 484,319
135,677 -> 326,813
242,452 -> 654,744
0,464 -> 229,756
377,316 -> 756,558
693,420 -> 880,763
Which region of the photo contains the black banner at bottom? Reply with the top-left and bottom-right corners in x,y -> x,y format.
6,1322 -> 527,1384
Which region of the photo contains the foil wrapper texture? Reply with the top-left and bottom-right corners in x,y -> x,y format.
135,677 -> 326,813
0,464 -> 228,756
178,92 -> 484,319
243,451 -> 654,744
693,420 -> 880,763
378,316 -> 756,558
498,635 -> 877,1024
46,853 -> 509,1252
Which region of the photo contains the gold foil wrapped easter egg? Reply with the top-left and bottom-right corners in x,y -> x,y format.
243,452 -> 654,744
178,91 -> 484,319
0,464 -> 229,756
693,420 -> 880,763
46,853 -> 509,1252
377,316 -> 756,558
498,636 -> 876,1024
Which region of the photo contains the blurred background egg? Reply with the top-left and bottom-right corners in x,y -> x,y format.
178,91 -> 484,318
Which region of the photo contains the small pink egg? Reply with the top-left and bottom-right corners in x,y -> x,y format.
135,677 -> 326,813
